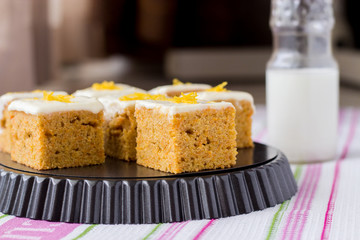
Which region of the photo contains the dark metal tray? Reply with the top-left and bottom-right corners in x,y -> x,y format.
0,143 -> 297,224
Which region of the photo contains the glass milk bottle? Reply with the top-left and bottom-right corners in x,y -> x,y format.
266,0 -> 339,163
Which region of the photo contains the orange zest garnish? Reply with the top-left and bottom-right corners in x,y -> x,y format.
41,91 -> 74,103
172,78 -> 191,86
120,92 -> 198,104
92,81 -> 122,90
171,92 -> 198,104
119,92 -> 168,101
206,82 -> 228,92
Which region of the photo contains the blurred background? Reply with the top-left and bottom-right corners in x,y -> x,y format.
0,0 -> 359,105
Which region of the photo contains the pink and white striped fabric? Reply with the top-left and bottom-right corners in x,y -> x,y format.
0,106 -> 359,240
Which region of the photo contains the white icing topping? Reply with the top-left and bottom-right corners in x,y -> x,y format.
73,84 -> 146,98
148,84 -> 211,96
98,96 -> 136,120
8,96 -> 103,115
0,91 -> 67,123
197,91 -> 254,109
135,100 -> 234,115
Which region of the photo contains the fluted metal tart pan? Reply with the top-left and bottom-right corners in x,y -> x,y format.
0,143 -> 297,224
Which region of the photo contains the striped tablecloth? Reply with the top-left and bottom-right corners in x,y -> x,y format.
0,106 -> 359,240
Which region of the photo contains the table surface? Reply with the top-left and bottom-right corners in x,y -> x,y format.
0,82 -> 359,239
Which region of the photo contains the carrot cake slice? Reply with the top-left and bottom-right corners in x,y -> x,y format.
7,92 -> 105,170
148,79 -> 211,97
73,81 -> 146,98
135,93 -> 237,174
98,93 -> 168,161
0,90 -> 67,153
197,82 -> 255,148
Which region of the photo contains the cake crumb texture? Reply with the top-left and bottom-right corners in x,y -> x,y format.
0,108 -> 11,153
103,105 -> 137,161
136,106 -> 237,173
9,110 -> 105,170
229,99 -> 254,148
